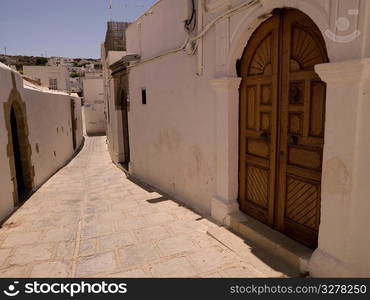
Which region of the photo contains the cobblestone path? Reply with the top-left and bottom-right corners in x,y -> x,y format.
0,137 -> 290,278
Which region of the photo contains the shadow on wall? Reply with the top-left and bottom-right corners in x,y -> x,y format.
0,137 -> 85,227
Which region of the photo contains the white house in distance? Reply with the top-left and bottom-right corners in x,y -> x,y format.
103,0 -> 370,277
83,72 -> 106,136
0,63 -> 83,222
47,56 -> 74,67
23,65 -> 70,91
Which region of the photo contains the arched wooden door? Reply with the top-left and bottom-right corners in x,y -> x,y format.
238,9 -> 328,248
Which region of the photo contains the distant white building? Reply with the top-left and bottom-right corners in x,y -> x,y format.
48,56 -> 73,68
83,73 -> 105,136
23,65 -> 70,91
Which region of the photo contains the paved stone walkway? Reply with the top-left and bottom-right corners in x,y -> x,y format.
0,137 -> 290,278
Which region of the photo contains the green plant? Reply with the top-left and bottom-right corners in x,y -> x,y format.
70,72 -> 81,78
35,57 -> 48,66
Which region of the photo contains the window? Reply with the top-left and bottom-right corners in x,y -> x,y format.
49,78 -> 58,90
141,88 -> 147,105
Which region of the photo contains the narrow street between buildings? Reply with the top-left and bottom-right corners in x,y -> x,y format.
0,137 -> 293,278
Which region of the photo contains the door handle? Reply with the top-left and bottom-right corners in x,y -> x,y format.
260,131 -> 269,140
290,85 -> 301,103
288,134 -> 298,145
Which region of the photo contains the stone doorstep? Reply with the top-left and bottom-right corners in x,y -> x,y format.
207,212 -> 312,276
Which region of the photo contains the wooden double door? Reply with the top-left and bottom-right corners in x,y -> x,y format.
238,9 -> 329,248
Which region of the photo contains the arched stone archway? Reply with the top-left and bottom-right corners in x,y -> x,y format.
3,72 -> 34,205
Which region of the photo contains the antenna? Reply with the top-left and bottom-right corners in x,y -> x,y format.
109,0 -> 113,21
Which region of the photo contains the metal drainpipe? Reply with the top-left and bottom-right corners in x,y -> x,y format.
197,0 -> 204,76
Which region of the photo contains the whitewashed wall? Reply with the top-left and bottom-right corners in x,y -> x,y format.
128,52 -> 218,214
83,77 -> 106,136
23,88 -> 83,187
0,65 -> 15,221
0,63 -> 83,222
123,0 -> 370,276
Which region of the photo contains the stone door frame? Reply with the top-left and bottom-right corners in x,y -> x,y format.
3,72 -> 35,206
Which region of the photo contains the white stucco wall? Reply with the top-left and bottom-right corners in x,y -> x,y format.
0,65 -> 14,221
119,0 -> 370,277
23,88 -> 83,187
127,0 -> 189,61
128,51 -> 218,214
0,63 -> 83,222
126,0 -> 219,214
83,77 -> 106,136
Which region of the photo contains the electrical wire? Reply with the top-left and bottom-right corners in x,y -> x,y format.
185,0 -> 195,27
185,0 -> 197,33
129,0 -> 260,68
189,0 -> 259,42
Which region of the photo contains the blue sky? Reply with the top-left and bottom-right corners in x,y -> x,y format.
0,0 -> 158,58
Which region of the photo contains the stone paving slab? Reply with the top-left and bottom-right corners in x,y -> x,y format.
0,137 -> 292,278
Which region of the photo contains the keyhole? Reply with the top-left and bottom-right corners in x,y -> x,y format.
290,85 -> 301,103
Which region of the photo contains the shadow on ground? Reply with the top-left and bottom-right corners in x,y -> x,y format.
122,172 -> 299,277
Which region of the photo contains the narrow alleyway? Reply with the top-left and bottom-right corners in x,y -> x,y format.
0,137 -> 292,278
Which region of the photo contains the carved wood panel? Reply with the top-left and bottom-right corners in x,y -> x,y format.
239,14 -> 280,227
239,9 -> 328,248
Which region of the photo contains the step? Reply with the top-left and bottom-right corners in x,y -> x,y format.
208,212 -> 312,276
